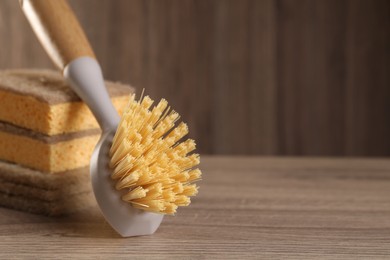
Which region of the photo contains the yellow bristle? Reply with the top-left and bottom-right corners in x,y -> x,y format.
188,169 -> 202,182
127,143 -> 144,158
110,124 -> 127,157
134,199 -> 165,212
175,195 -> 190,206
172,139 -> 196,156
109,139 -> 131,168
162,202 -> 178,215
110,94 -> 135,149
111,155 -> 134,179
172,171 -> 190,182
162,189 -> 175,202
130,201 -> 149,209
144,183 -> 163,199
135,169 -> 154,186
125,129 -> 142,144
173,154 -> 200,172
182,184 -> 198,196
170,182 -> 184,194
115,171 -> 141,190
153,112 -> 179,139
139,125 -> 154,144
122,186 -> 147,201
140,96 -> 154,110
130,157 -> 146,172
109,95 -> 202,214
166,122 -> 188,143
148,100 -> 168,126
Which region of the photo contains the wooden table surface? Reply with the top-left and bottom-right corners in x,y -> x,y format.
1,156 -> 390,259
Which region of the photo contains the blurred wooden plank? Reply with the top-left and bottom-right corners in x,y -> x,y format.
0,0 -> 53,69
345,0 -> 390,155
141,1 -> 216,154
213,0 -> 277,154
277,0 -> 347,155
0,156 -> 389,258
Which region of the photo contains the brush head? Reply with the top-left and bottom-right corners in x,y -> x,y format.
109,94 -> 202,215
90,130 -> 164,237
63,57 -> 163,237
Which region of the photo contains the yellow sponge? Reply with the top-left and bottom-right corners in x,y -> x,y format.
0,69 -> 134,172
0,69 -> 133,135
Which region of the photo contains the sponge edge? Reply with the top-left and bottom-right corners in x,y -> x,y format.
0,69 -> 134,135
0,192 -> 95,216
0,160 -> 94,216
0,160 -> 90,190
0,129 -> 100,173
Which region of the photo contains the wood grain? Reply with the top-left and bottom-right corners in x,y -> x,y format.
0,0 -> 389,156
345,0 -> 390,156
21,0 -> 95,69
277,0 -> 348,155
213,0 -> 277,155
0,156 -> 389,259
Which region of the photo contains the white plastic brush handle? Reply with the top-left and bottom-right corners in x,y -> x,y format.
64,57 -> 120,131
20,0 -> 119,131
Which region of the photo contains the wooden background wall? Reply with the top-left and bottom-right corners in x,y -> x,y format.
0,0 -> 389,156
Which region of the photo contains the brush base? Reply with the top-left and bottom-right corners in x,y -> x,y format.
91,131 -> 164,237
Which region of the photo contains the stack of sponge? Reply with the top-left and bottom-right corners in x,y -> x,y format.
0,69 -> 132,215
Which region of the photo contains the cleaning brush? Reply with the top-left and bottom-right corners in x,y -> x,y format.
109,94 -> 201,214
20,0 -> 201,236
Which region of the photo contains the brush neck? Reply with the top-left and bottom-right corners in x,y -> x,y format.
64,57 -> 120,132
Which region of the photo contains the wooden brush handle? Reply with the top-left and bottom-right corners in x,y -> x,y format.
20,0 -> 95,70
